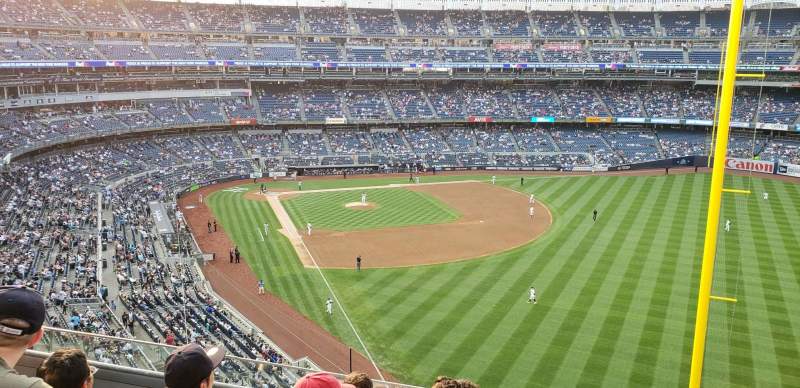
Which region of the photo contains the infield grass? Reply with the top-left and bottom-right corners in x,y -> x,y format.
207,173 -> 800,387
282,188 -> 459,231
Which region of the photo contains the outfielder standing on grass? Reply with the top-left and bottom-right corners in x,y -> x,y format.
325,297 -> 333,316
491,175 -> 496,185
593,209 -> 598,222
528,286 -> 537,304
263,223 -> 269,237
361,192 -> 367,204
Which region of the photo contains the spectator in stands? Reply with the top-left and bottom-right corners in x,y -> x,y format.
0,286 -> 50,388
295,372 -> 356,388
344,371 -> 372,388
164,343 -> 226,388
432,376 -> 479,388
36,348 -> 95,388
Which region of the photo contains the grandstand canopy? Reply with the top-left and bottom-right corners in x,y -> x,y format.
151,0 -> 800,11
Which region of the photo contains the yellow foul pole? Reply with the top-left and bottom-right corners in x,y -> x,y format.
689,0 -> 745,387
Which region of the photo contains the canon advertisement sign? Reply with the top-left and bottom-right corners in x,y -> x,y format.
725,157 -> 775,174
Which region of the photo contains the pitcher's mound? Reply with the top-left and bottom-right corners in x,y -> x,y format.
345,202 -> 377,210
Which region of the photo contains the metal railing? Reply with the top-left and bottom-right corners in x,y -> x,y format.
34,326 -> 422,388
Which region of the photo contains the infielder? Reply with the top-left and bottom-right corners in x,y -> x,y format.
325,297 -> 333,316
763,192 -> 769,200
307,223 -> 312,236
724,219 -> 731,232
361,192 -> 367,204
257,279 -> 265,295
491,175 -> 496,185
529,194 -> 535,205
528,287 -> 537,304
529,206 -> 535,218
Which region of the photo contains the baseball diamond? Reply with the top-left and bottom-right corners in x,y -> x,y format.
177,171 -> 800,387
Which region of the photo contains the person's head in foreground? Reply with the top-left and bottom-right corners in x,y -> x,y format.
164,343 -> 226,388
431,375 -> 480,388
36,348 -> 96,388
294,371 -> 356,388
343,371 -> 372,388
0,285 -> 50,387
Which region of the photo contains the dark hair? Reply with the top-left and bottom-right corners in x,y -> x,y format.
37,348 -> 91,388
432,376 -> 480,388
344,371 -> 373,388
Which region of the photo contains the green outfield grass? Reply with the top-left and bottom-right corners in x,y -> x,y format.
282,188 -> 459,231
206,174 -> 800,387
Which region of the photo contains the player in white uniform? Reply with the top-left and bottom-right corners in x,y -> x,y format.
361,192 -> 367,204
724,219 -> 731,232
415,176 -> 420,184
528,287 -> 537,304
763,192 -> 769,200
325,297 -> 333,315
529,194 -> 535,204
307,223 -> 312,236
529,206 -> 535,218
264,223 -> 269,236
491,176 -> 496,185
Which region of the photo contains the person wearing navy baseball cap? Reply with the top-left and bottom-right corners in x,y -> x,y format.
0,285 -> 51,388
164,343 -> 226,388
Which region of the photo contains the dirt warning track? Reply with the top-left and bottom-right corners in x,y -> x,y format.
269,181 -> 552,269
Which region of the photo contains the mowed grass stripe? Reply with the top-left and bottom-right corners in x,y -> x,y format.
470,177 -> 637,386
424,176 -> 618,381
732,177 -> 796,386
513,177 -> 654,387
748,179 -> 800,386
575,175 -> 682,386
632,173 -> 706,387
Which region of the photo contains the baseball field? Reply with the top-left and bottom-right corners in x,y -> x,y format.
195,172 -> 800,387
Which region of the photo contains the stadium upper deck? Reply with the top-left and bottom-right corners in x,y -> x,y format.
0,1 -> 797,39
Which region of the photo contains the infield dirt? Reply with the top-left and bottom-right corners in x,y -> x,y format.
288,181 -> 552,268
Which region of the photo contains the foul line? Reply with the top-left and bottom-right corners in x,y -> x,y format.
298,238 -> 386,382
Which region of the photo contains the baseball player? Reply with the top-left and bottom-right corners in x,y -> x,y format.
298,181 -> 303,191
593,209 -> 598,222
199,193 -> 203,203
528,286 -> 537,304
529,206 -> 535,218
361,192 -> 367,204
264,223 -> 269,236
325,297 -> 333,316
724,219 -> 731,232
415,176 -> 420,184
529,194 -> 535,204
763,192 -> 769,200
491,175 -> 496,185
307,223 -> 312,236
258,279 -> 265,295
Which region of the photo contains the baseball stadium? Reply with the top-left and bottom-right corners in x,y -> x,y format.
0,0 -> 798,387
